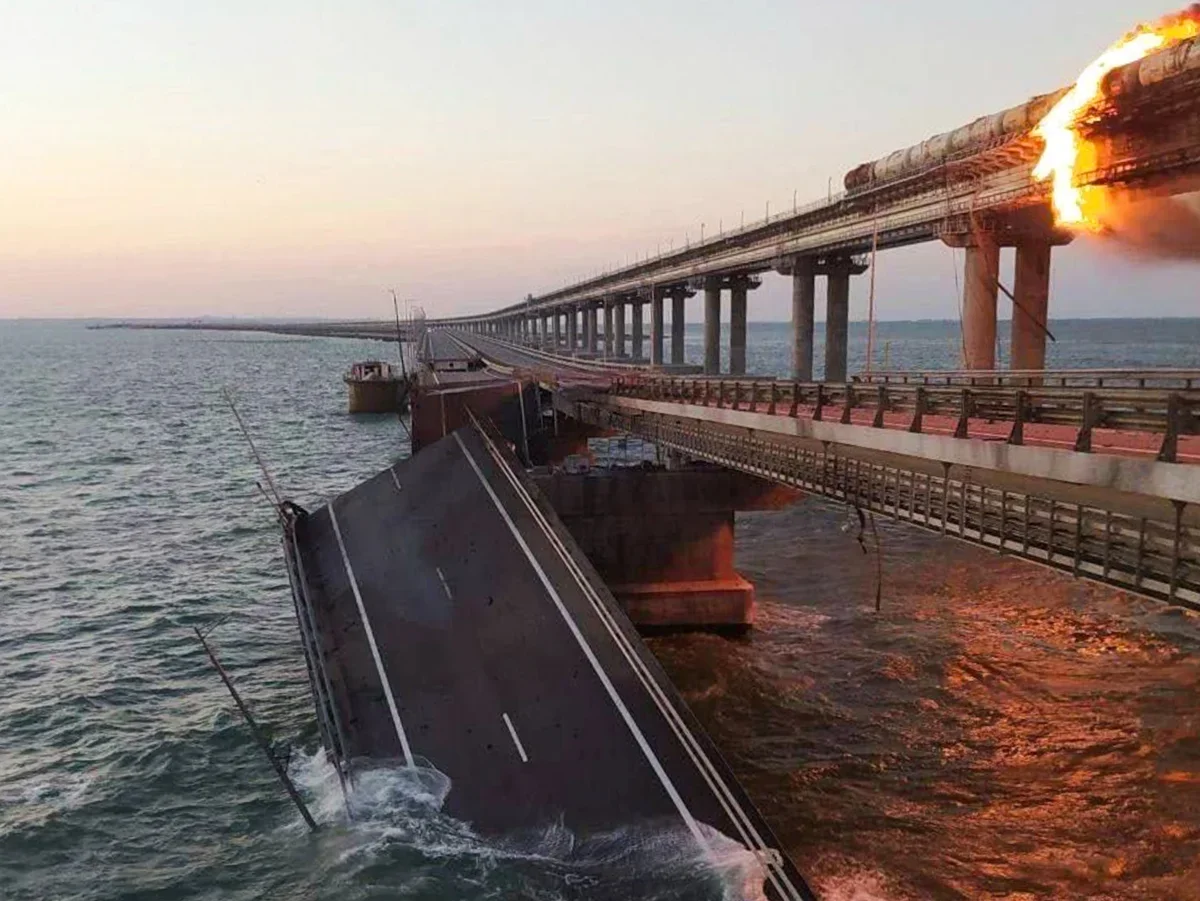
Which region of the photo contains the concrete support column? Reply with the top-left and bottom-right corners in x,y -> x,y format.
791,260 -> 815,381
588,304 -> 600,353
670,294 -> 685,365
552,311 -> 562,349
1012,242 -> 1051,372
729,280 -> 748,376
631,301 -> 644,361
703,282 -> 721,375
962,234 -> 1000,371
615,302 -> 626,357
603,301 -> 614,358
567,306 -> 578,352
582,305 -> 592,352
650,293 -> 664,367
825,266 -> 850,383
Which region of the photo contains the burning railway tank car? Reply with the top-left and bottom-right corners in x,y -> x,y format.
842,89 -> 1068,196
842,29 -> 1200,200
1102,32 -> 1200,101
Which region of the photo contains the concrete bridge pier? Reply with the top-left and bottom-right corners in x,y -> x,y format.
650,290 -> 665,367
631,298 -> 645,361
940,209 -> 1070,372
614,301 -> 626,358
961,233 -> 1001,370
776,256 -> 816,381
552,310 -> 562,349
603,300 -> 615,358
1012,241 -> 1052,372
670,293 -> 686,365
728,275 -> 759,376
821,257 -> 866,382
567,305 -> 578,352
703,279 -> 720,375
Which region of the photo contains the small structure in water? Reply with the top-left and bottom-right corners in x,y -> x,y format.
344,360 -> 410,414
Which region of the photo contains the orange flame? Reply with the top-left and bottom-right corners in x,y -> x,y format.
1032,9 -> 1200,228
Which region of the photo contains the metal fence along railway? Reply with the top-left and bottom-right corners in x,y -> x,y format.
572,400 -> 1200,611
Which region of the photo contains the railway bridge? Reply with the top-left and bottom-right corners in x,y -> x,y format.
433,34 -> 1200,383
426,327 -> 1200,614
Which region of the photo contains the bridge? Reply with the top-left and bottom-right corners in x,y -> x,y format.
259,31 -> 1200,896
433,34 -> 1200,384
423,326 -> 1200,614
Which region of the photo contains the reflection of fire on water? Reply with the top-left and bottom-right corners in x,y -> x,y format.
1032,6 -> 1200,228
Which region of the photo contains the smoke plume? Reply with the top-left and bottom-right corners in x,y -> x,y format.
1094,189 -> 1200,260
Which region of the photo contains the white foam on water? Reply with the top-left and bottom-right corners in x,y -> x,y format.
818,868 -> 906,901
288,749 -> 774,899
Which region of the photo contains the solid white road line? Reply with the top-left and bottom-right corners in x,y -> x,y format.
327,502 -> 415,768
501,712 -> 529,763
469,421 -> 805,900
390,468 -> 402,492
452,430 -> 714,861
435,566 -> 453,600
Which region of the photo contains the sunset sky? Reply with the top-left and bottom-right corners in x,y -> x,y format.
2,0 -> 1196,321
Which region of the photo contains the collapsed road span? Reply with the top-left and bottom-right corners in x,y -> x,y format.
281,415 -> 815,899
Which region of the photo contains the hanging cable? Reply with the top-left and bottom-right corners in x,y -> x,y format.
865,211 -> 880,374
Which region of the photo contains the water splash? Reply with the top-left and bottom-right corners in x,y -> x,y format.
290,749 -> 768,900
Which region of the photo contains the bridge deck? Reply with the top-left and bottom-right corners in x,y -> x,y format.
285,422 -> 812,899
445,329 -> 1200,466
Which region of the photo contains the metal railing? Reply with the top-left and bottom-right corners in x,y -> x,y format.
610,375 -> 1200,462
575,400 -> 1200,611
855,368 -> 1200,390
